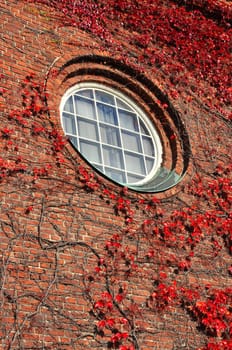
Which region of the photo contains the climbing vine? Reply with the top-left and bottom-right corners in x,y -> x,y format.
27,0 -> 232,118
0,0 -> 231,349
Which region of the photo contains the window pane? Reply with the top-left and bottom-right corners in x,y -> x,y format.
122,131 -> 141,153
105,168 -> 126,183
145,157 -> 154,173
103,146 -> 124,169
78,119 -> 99,141
97,103 -> 117,124
74,96 -> 96,119
118,110 -> 138,131
139,120 -> 149,135
142,136 -> 155,156
63,113 -> 76,134
127,173 -> 144,183
69,136 -> 78,148
116,98 -> 132,111
76,89 -> 94,99
63,97 -> 74,113
100,125 -> 121,147
125,153 -> 145,175
93,164 -> 103,172
80,140 -> 101,163
95,90 -> 115,105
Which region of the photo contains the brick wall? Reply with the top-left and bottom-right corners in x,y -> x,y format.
0,1 -> 231,349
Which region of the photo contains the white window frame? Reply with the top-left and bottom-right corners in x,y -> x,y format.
60,82 -> 163,188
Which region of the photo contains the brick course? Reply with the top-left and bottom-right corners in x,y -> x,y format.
0,1 -> 231,349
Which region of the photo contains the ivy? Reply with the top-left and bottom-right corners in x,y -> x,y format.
0,1 -> 232,349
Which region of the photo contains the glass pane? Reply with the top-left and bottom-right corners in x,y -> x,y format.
80,140 -> 101,163
127,173 -> 144,183
69,136 -> 78,148
125,153 -> 145,175
93,164 -> 103,172
78,119 -> 99,141
63,97 -> 74,113
116,98 -> 132,111
95,90 -> 115,105
97,103 -> 117,125
63,113 -> 76,134
74,96 -> 96,119
118,110 -> 138,131
122,131 -> 141,153
103,146 -> 124,169
145,157 -> 154,173
105,168 -> 126,183
142,136 -> 155,156
139,120 -> 149,135
100,125 -> 121,147
76,89 -> 94,99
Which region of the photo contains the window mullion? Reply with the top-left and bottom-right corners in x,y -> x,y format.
138,115 -> 148,176
116,98 -> 127,184
72,95 -> 80,150
94,89 -> 104,171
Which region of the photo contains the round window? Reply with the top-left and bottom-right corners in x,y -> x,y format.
60,82 -> 163,189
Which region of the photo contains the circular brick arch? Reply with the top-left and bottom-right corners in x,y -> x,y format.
47,54 -> 192,197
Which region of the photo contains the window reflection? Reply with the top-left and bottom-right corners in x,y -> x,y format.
75,96 -> 96,119
100,125 -> 121,147
97,103 -> 117,125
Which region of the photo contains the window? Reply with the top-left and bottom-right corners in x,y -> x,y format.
60,82 -> 163,190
